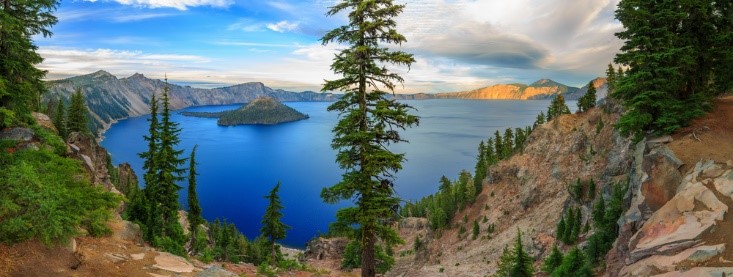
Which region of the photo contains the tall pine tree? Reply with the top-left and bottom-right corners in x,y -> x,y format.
66,89 -> 89,134
187,145 -> 204,254
156,79 -> 186,242
0,0 -> 59,127
53,98 -> 67,140
261,182 -> 289,265
320,1 -> 418,275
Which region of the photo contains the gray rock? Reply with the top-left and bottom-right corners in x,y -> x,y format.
196,265 -> 238,277
0,127 -> 34,141
686,244 -> 725,263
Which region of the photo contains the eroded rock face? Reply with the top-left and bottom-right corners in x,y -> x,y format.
640,146 -> 683,211
303,237 -> 349,261
67,132 -> 113,190
116,163 -> 138,196
32,112 -> 57,133
615,159 -> 733,276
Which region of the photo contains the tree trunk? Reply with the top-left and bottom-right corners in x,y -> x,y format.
361,227 -> 376,277
271,241 -> 277,266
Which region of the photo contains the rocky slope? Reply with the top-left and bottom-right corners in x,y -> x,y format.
606,96 -> 733,276
45,70 -> 339,135
387,96 -> 733,277
389,100 -> 633,276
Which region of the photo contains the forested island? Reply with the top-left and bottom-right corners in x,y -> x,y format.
181,97 -> 309,126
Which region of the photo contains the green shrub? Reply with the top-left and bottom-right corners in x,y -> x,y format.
0,147 -> 119,245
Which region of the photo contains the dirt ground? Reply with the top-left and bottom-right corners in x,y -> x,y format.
669,95 -> 733,172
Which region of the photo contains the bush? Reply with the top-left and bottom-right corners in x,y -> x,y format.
0,146 -> 120,245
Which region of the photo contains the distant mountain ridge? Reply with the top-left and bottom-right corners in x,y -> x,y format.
45,70 -> 605,135
45,70 -> 339,135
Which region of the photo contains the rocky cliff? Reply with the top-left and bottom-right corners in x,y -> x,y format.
388,96 -> 733,276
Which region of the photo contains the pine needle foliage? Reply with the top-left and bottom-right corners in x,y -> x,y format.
320,1 -> 418,275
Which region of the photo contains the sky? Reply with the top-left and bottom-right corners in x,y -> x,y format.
36,0 -> 624,93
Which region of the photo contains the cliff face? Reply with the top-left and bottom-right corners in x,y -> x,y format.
45,70 -> 339,134
427,78 -> 590,100
389,101 -> 633,276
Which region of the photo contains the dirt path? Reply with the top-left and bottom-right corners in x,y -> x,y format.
669,95 -> 733,172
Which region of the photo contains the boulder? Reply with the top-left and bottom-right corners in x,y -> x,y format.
0,127 -> 34,142
153,252 -> 194,273
640,145 -> 683,211
628,181 -> 727,263
303,237 -> 349,261
115,220 -> 144,245
32,112 -> 57,133
196,265 -> 238,277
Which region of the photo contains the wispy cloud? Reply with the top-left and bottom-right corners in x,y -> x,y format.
213,41 -> 297,48
266,20 -> 299,33
111,12 -> 177,22
227,19 -> 264,32
84,0 -> 233,10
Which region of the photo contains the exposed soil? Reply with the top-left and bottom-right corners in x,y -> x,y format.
669,95 -> 733,173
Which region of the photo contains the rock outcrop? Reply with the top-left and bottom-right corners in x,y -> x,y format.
607,133 -> 733,276
303,237 -> 349,261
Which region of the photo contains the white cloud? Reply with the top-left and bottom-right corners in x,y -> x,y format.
84,0 -> 233,10
227,19 -> 264,32
266,21 -> 299,33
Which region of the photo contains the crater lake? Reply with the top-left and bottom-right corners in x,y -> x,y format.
101,99 -> 554,248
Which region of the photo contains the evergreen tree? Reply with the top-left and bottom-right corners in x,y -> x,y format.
556,215 -> 566,242
320,1 -> 418,275
0,0 -> 59,128
485,138 -> 497,165
53,98 -> 67,140
494,130 -> 503,160
66,89 -> 89,134
473,141 -> 486,196
605,64 -> 617,93
261,182 -> 290,265
471,220 -> 479,240
187,145 -> 204,254
510,229 -> 533,277
494,245 -> 513,277
578,81 -> 597,112
551,247 -> 593,277
135,93 -> 159,240
542,244 -> 564,274
534,111 -> 546,128
502,128 -> 514,158
156,80 -> 186,242
547,94 -> 570,121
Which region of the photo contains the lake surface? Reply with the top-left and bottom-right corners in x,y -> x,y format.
101,99 -> 552,248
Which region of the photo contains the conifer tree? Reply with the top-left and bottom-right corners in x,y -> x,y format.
547,94 -> 570,121
261,182 -> 289,265
473,141 -> 486,195
67,89 -> 89,134
502,128 -> 514,158
605,64 -> 617,93
136,93 -> 160,240
542,244 -> 564,273
320,1 -> 418,274
472,219 -> 479,240
551,247 -> 592,277
556,215 -> 566,242
187,145 -> 204,253
510,229 -> 533,277
0,0 -> 59,128
534,111 -> 546,127
53,98 -> 67,140
485,138 -> 497,165
493,130 -> 503,160
494,245 -> 513,277
156,80 -> 186,242
578,81 -> 597,112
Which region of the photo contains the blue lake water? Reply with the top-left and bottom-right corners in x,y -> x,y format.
101,99 -> 552,248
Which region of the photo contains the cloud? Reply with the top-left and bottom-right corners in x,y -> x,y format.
213,41 -> 297,48
84,0 -> 233,10
111,12 -> 176,22
227,19 -> 264,32
55,8 -> 177,22
266,20 -> 299,33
